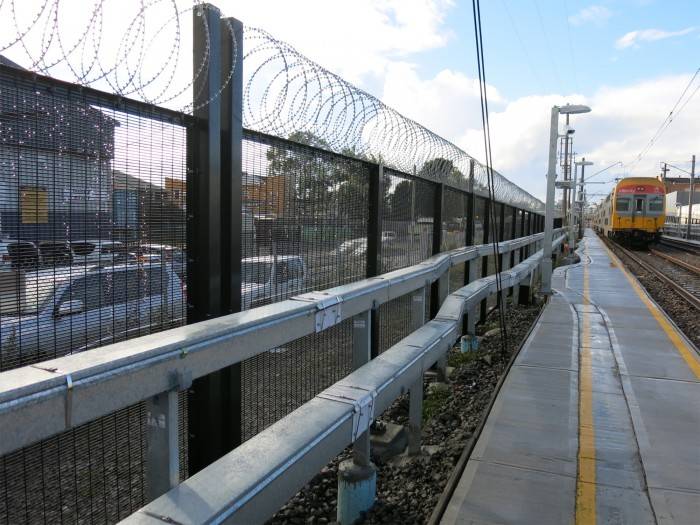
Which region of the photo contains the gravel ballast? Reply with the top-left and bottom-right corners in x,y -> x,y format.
268,301 -> 543,525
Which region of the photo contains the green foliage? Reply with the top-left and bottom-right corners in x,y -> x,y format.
422,384 -> 451,422
448,350 -> 479,368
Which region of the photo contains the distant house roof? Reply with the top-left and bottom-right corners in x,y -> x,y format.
0,55 -> 25,70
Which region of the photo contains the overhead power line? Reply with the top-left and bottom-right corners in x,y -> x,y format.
471,0 -> 508,352
562,0 -> 580,92
531,0 -> 564,92
500,0 -> 546,92
628,67 -> 700,167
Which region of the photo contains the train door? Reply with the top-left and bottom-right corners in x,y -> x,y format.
632,194 -> 646,229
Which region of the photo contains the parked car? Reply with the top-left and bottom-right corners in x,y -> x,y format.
69,240 -> 129,266
241,255 -> 306,309
2,240 -> 39,270
339,231 -> 396,257
0,262 -> 185,366
136,244 -> 185,278
335,237 -> 366,256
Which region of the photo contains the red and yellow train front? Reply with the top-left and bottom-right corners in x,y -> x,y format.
611,177 -> 665,242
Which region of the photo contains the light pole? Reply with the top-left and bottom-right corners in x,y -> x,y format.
575,158 -> 594,239
542,103 -> 591,295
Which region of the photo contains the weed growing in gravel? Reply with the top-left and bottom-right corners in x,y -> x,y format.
448,349 -> 480,368
422,384 -> 452,421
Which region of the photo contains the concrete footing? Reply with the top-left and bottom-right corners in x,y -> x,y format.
337,460 -> 377,525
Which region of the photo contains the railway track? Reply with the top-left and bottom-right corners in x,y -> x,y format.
602,236 -> 700,310
659,235 -> 700,256
649,248 -> 700,276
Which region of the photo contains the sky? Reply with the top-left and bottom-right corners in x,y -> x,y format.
228,0 -> 700,202
2,0 -> 699,202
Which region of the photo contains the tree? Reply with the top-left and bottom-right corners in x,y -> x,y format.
266,131 -> 335,218
418,158 -> 466,187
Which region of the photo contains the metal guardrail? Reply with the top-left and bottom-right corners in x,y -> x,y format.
0,230 -> 556,457
115,232 -> 566,524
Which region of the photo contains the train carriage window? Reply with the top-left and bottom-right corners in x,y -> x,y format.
648,196 -> 663,212
635,198 -> 644,212
616,197 -> 630,211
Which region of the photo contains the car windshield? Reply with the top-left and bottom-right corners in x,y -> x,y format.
242,261 -> 272,285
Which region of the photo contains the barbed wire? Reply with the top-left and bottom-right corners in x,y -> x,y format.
242,26 -> 544,212
0,0 -> 544,211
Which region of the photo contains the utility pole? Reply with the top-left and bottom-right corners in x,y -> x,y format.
661,162 -> 669,183
687,155 -> 696,240
576,158 -> 593,239
562,114 -> 570,222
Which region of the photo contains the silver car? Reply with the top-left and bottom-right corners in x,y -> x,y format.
241,255 -> 307,309
0,262 -> 185,368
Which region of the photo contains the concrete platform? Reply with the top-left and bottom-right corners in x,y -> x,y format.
441,230 -> 700,525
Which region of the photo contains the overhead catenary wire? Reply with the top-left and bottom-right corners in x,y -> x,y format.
628,67 -> 700,167
562,0 -> 580,92
471,0 -> 508,353
531,0 -> 564,92
499,0 -> 546,93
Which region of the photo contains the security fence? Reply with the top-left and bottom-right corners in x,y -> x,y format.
0,4 -> 546,523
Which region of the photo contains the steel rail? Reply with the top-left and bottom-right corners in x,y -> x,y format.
0,230 -> 561,457
122,235 -> 567,525
659,235 -> 700,256
605,237 -> 700,310
649,249 -> 700,276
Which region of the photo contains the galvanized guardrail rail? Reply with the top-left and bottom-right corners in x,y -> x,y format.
0,228 -> 563,524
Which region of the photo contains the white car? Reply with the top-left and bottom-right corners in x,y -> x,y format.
241,255 -> 306,309
69,240 -> 129,266
0,262 -> 185,367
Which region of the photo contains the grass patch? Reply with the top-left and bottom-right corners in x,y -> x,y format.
448,350 -> 480,368
422,384 -> 451,421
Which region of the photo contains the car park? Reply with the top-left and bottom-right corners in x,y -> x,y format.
136,244 -> 185,278
241,255 -> 306,309
0,262 -> 185,366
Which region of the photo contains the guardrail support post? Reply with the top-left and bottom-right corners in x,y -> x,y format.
352,310 -> 372,371
338,309 -> 377,524
500,248 -> 510,312
145,390 -> 180,501
407,287 -> 426,454
512,247 -> 521,305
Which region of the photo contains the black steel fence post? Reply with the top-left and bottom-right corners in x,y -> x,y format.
430,183 -> 445,319
480,199 -> 490,321
463,160 -> 475,334
367,163 -> 383,358
219,14 -> 244,455
187,4 -> 244,475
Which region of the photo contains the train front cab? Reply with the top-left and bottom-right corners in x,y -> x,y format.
611,183 -> 664,245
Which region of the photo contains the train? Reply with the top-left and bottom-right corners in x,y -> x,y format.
592,177 -> 665,244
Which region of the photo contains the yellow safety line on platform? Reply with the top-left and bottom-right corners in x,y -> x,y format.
576,253 -> 596,524
600,240 -> 700,380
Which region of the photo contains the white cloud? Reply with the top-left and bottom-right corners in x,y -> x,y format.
381,62 -> 503,141
569,5 -> 612,26
231,0 -> 455,84
615,27 -> 695,49
379,69 -> 700,201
